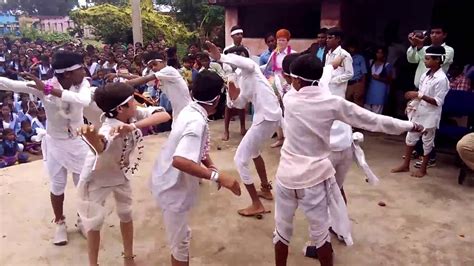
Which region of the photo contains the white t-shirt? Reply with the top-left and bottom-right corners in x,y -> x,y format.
154,66 -> 192,119
151,102 -> 208,212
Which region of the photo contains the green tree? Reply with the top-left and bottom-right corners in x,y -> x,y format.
70,3 -> 194,44
1,0 -> 78,16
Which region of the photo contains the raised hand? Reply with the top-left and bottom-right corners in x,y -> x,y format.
20,72 -> 45,92
411,123 -> 424,133
205,41 -> 221,61
77,125 -> 105,153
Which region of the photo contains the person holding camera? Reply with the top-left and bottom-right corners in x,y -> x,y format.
407,24 -> 454,88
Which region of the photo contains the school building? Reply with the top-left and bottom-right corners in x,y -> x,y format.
210,0 -> 471,64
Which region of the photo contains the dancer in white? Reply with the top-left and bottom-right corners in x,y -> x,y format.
0,50 -> 92,245
273,54 -> 423,266
77,82 -> 170,266
151,71 -> 241,266
207,41 -> 282,217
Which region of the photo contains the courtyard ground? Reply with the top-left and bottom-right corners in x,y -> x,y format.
1,119 -> 473,266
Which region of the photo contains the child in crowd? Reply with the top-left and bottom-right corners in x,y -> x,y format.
179,55 -> 198,88
0,128 -> 29,168
392,46 -> 449,177
31,106 -> 46,132
17,120 -> 42,155
1,103 -> 20,133
151,70 -> 241,266
77,82 -> 171,266
91,69 -> 105,88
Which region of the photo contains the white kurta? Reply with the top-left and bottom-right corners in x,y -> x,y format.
324,46 -> 354,151
154,66 -> 192,120
0,76 -> 92,193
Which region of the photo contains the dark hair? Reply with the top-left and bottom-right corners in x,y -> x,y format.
182,55 -> 194,63
327,27 -> 344,39
426,45 -> 446,64
370,45 -> 389,78
290,54 -> 323,84
143,51 -> 165,64
3,128 -> 14,136
224,46 -> 249,58
94,82 -> 135,118
21,120 -> 30,127
264,32 -> 275,42
230,25 -> 243,33
318,28 -> 328,34
430,23 -> 447,33
51,50 -> 83,72
192,70 -> 224,102
196,52 -> 210,61
282,53 -> 301,75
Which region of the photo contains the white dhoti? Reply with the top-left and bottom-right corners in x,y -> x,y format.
77,181 -> 133,232
42,135 -> 89,195
405,128 -> 436,155
273,177 -> 353,248
234,120 -> 279,185
162,209 -> 191,262
328,147 -> 353,188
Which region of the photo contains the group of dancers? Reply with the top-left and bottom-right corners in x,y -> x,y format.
0,25 -> 451,265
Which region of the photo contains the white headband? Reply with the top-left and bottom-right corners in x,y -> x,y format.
146,59 -> 163,65
54,64 -> 83,74
290,73 -> 320,84
104,94 -> 134,118
231,29 -> 243,36
193,95 -> 220,106
425,53 -> 445,61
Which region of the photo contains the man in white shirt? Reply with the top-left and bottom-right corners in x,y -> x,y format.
407,25 -> 454,88
223,25 -> 251,55
0,51 -> 92,246
77,82 -> 170,266
208,41 -> 282,217
324,27 -> 354,202
151,71 -> 240,265
274,54 -> 423,266
392,46 -> 449,178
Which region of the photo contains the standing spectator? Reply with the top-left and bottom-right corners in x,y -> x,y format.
365,46 -> 393,114
345,39 -> 368,107
448,63 -> 471,91
407,24 -> 454,88
84,54 -> 99,78
223,25 -> 250,55
259,33 -> 276,66
101,52 -> 117,71
303,28 -> 329,64
264,29 -> 297,78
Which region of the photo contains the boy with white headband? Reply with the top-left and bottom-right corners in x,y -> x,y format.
77,82 -> 170,266
392,46 -> 449,178
0,51 -> 92,245
207,41 -> 282,217
274,54 -> 423,266
143,51 -> 191,121
223,25 -> 250,55
151,70 -> 241,266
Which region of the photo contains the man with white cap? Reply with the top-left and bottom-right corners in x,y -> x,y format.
0,50 -> 92,246
223,25 -> 251,55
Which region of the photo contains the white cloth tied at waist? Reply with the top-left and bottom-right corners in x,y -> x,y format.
327,177 -> 354,246
351,132 -> 379,185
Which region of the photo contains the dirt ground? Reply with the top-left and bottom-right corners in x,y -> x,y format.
1,120 -> 473,266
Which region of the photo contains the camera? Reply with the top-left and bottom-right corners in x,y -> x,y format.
413,30 -> 428,38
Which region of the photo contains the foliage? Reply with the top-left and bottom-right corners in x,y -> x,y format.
84,0 -> 128,6
8,27 -> 73,43
70,3 -> 194,44
156,0 -> 225,45
0,0 -> 77,16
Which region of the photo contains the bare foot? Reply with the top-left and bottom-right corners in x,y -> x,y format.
257,190 -> 273,200
411,170 -> 427,178
221,132 -> 229,141
391,165 -> 409,173
238,204 -> 267,217
240,129 -> 247,136
270,139 -> 284,148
